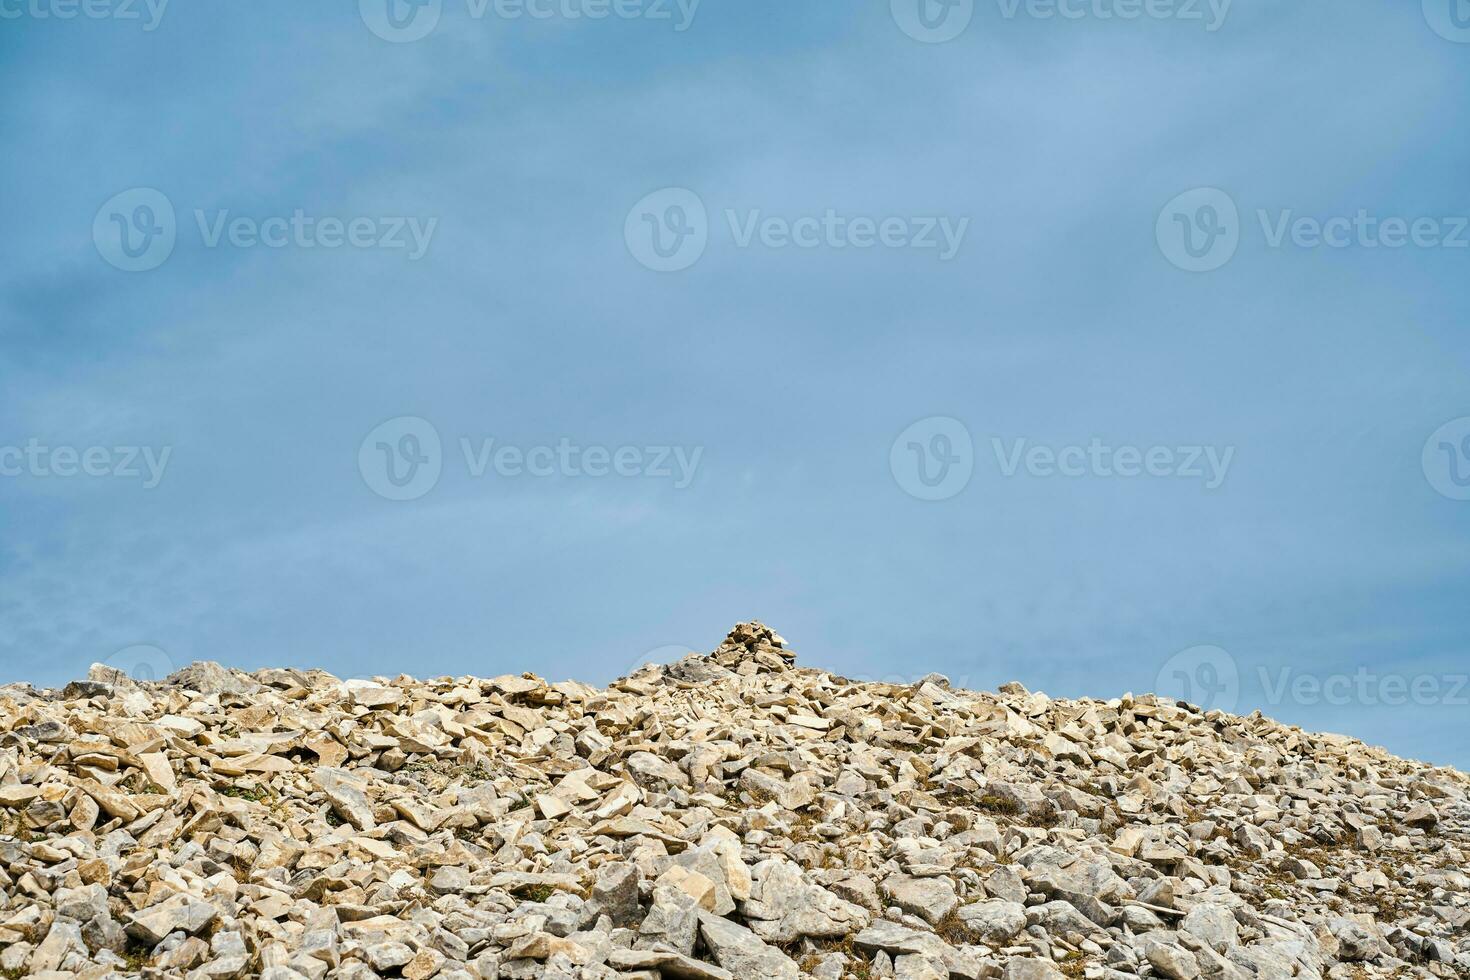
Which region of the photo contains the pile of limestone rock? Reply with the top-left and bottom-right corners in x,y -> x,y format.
0,622 -> 1465,979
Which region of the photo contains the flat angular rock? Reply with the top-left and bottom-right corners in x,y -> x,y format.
126,893 -> 219,944
608,947 -> 733,980
955,899 -> 1027,943
1181,903 -> 1239,952
697,911 -> 800,980
881,874 -> 958,926
853,921 -> 955,961
1147,942 -> 1201,980
311,768 -> 376,830
1000,959 -> 1065,980
742,858 -> 871,943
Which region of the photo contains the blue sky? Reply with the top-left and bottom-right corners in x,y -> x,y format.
2,1 -> 1468,767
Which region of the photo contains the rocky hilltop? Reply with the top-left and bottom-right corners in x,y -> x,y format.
0,623 -> 1466,980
